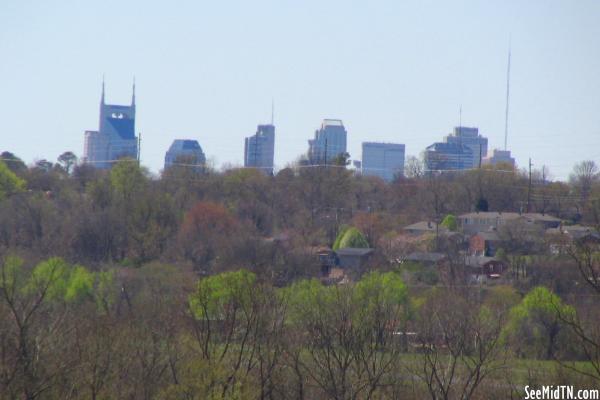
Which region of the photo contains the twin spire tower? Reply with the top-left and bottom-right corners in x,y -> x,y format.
83,78 -> 139,168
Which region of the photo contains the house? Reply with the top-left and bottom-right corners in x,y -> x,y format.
403,221 -> 449,236
469,231 -> 500,256
321,267 -> 351,285
458,212 -> 561,235
403,252 -> 447,267
466,256 -> 506,284
546,225 -> 600,254
335,247 -> 374,269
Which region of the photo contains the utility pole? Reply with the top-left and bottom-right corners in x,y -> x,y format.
324,138 -> 328,167
527,158 -> 533,212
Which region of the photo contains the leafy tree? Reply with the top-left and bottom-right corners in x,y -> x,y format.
57,151 -> 77,174
109,159 -> 148,202
476,196 -> 489,212
332,226 -> 369,250
0,161 -> 25,200
505,286 -> 575,359
440,213 -> 458,231
0,151 -> 27,174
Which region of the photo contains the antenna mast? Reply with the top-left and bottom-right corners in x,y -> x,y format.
504,40 -> 511,151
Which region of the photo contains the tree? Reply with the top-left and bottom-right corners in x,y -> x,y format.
177,201 -> 238,271
57,151 -> 77,175
504,286 -> 575,359
109,159 -> 148,203
332,226 -> 369,250
440,214 -> 457,231
0,152 -> 26,174
405,155 -> 424,179
570,160 -> 599,204
0,161 -> 25,200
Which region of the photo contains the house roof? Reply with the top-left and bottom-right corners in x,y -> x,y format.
404,221 -> 449,233
474,231 -> 500,241
465,256 -> 504,267
335,248 -> 374,257
459,212 -> 561,223
405,252 -> 446,263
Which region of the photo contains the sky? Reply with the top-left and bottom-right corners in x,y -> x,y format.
1,0 -> 599,180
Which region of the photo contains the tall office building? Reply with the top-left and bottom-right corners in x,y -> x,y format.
445,126 -> 488,167
424,142 -> 474,171
307,119 -> 347,164
244,124 -> 275,175
424,126 -> 489,172
483,149 -> 515,167
164,139 -> 206,171
361,142 -> 405,182
83,81 -> 138,169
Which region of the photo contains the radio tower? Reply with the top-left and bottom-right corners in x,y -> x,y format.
504,41 -> 511,151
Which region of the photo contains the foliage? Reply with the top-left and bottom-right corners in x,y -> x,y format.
440,213 -> 457,231
332,226 -> 369,250
0,161 -> 25,200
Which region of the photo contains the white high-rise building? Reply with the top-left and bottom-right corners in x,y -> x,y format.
445,127 -> 488,167
361,142 -> 405,182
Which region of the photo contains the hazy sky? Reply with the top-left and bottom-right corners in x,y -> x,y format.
1,0 -> 599,180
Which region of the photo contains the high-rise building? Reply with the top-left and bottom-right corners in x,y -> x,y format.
483,149 -> 515,168
244,124 -> 275,175
445,127 -> 488,167
361,142 -> 405,182
83,81 -> 138,169
424,142 -> 474,171
164,139 -> 206,171
307,119 -> 347,164
424,126 -> 489,172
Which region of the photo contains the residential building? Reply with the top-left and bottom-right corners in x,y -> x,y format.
424,142 -> 474,171
335,247 -> 374,269
164,139 -> 206,171
83,81 -> 138,169
244,124 -> 275,174
458,211 -> 561,235
469,231 -> 501,256
361,142 -> 405,181
483,149 -> 516,168
403,221 -> 449,236
307,119 -> 347,164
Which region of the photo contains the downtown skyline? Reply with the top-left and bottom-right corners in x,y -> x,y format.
2,0 -> 599,180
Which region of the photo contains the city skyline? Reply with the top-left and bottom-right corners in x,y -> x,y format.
2,1 -> 599,180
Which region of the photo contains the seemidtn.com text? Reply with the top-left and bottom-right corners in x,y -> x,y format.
525,386 -> 599,400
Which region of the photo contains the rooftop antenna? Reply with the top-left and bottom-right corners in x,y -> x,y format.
504,38 -> 511,151
132,76 -> 136,106
271,98 -> 274,125
101,74 -> 105,104
459,105 -> 462,131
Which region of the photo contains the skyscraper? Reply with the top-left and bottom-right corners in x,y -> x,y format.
164,139 -> 206,171
307,119 -> 347,164
483,149 -> 515,168
424,142 -> 474,171
244,124 -> 275,175
83,80 -> 138,169
444,126 -> 488,167
361,142 -> 405,182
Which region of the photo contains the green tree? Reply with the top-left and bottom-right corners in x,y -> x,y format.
0,161 -> 25,200
109,159 -> 148,202
57,151 -> 78,174
440,214 -> 458,231
332,226 -> 369,250
505,286 -> 575,359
